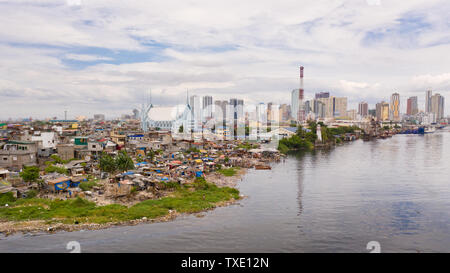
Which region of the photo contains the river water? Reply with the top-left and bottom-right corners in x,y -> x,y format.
1,129 -> 450,253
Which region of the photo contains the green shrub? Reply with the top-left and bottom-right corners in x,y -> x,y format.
50,154 -> 63,163
19,166 -> 40,182
217,167 -> 239,177
44,165 -> 68,175
25,190 -> 38,199
162,182 -> 181,190
0,179 -> 240,224
186,147 -> 200,153
0,192 -> 16,206
277,143 -> 289,154
79,180 -> 98,191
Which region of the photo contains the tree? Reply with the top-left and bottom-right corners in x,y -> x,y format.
147,149 -> 155,162
50,154 -> 63,164
20,166 -> 40,183
99,153 -> 117,175
179,124 -> 184,133
308,121 -> 317,134
116,151 -> 135,172
296,125 -> 304,136
44,165 -> 69,175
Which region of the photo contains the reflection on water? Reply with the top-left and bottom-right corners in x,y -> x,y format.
1,130 -> 450,252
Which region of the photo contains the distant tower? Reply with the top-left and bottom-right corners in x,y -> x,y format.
132,109 -> 139,120
298,66 -> 305,121
299,66 -> 304,100
64,110 -> 67,120
425,90 -> 432,113
140,90 -> 153,132
317,123 -> 322,142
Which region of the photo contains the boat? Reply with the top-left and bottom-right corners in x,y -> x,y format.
424,126 -> 436,134
255,164 -> 271,170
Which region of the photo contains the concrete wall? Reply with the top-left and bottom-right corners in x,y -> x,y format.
57,144 -> 75,161
0,151 -> 36,169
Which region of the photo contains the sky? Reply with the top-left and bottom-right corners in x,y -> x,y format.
0,0 -> 450,120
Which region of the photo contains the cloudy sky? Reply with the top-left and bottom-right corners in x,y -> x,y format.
0,0 -> 449,120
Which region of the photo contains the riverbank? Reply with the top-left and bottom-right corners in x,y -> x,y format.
205,167 -> 248,188
0,177 -> 242,236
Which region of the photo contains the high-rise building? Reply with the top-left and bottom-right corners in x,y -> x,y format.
189,95 -> 202,130
358,102 -> 369,117
316,96 -> 347,118
304,100 -> 311,115
267,102 -> 274,122
390,93 -> 400,121
229,98 -> 244,120
132,109 -> 139,120
333,97 -> 348,118
202,96 -> 213,119
313,100 -> 325,119
376,101 -> 390,121
425,90 -> 433,113
406,96 -> 418,116
346,110 -> 357,120
279,104 -> 291,121
431,93 -> 445,121
93,114 -> 105,121
214,100 -> 228,123
317,97 -> 334,118
256,102 -> 267,125
315,92 -> 330,99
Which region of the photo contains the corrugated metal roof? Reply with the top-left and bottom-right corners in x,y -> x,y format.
47,177 -> 70,185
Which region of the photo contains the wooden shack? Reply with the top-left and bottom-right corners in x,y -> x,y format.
105,179 -> 133,197
47,177 -> 71,192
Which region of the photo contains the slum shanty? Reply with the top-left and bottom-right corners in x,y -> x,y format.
0,118 -> 282,209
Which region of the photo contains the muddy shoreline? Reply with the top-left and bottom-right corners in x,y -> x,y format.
0,168 -> 250,237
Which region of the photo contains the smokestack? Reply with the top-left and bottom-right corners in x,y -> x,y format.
299,66 -> 304,101
298,66 -> 305,122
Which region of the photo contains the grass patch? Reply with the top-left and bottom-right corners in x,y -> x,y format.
0,192 -> 16,206
79,180 -> 99,191
217,167 -> 240,177
24,189 -> 38,199
0,179 -> 239,225
44,165 -> 69,175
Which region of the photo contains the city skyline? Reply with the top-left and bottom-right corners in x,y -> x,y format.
1,89 -> 446,123
1,1 -> 450,119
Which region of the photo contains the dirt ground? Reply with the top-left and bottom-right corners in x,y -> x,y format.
205,168 -> 248,188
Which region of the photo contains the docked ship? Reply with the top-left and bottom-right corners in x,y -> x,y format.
424,126 -> 436,134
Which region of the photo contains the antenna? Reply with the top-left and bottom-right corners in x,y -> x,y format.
139,88 -> 153,132
186,89 -> 189,105
149,89 -> 152,105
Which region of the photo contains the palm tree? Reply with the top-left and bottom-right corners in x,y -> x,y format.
116,151 -> 135,173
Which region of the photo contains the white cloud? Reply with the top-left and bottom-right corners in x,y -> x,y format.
411,73 -> 450,89
64,53 -> 113,62
0,0 -> 449,119
67,0 -> 81,6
